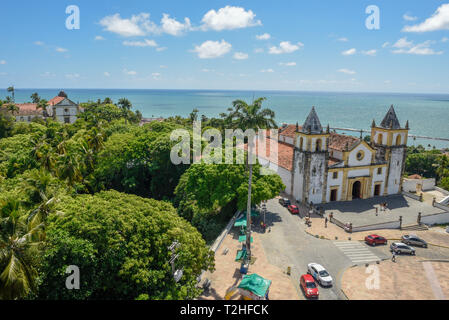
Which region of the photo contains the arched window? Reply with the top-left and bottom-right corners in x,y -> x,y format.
315,139 -> 322,152
377,133 -> 383,145
395,135 -> 401,145
299,137 -> 304,150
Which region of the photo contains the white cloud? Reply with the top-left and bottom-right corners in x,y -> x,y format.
152,72 -> 161,79
256,33 -> 271,40
123,39 -> 158,47
201,6 -> 261,31
160,14 -> 192,36
279,62 -> 296,66
233,52 -> 249,60
160,65 -> 168,68
362,49 -> 377,56
338,68 -> 356,75
34,41 -> 44,46
95,36 -> 105,41
337,37 -> 349,42
269,41 -> 303,54
442,37 -> 449,43
65,73 -> 80,79
192,40 -> 232,59
342,48 -> 356,55
99,13 -> 156,37
56,47 -> 68,53
201,68 -> 214,72
123,69 -> 137,75
403,14 -> 418,21
392,37 -> 443,55
254,48 -> 264,53
260,69 -> 274,73
104,72 -> 111,77
393,37 -> 413,48
41,72 -> 56,77
0,60 -> 6,65
403,4 -> 449,32
156,47 -> 167,52
382,42 -> 390,48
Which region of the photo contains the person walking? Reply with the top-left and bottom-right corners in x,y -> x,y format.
391,250 -> 396,263
324,217 -> 328,228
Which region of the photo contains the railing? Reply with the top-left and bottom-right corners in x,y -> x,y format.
402,191 -> 421,201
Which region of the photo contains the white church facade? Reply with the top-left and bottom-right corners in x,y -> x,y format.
253,106 -> 409,205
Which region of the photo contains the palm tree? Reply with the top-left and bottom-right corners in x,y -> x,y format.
6,86 -> 15,102
30,93 -> 40,104
118,98 -> 132,123
0,197 -> 43,300
36,99 -> 48,116
6,103 -> 19,116
223,97 -> 277,262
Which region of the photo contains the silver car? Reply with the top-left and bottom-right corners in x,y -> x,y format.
401,234 -> 428,248
390,242 -> 415,255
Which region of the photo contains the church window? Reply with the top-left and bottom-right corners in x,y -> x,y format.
333,172 -> 338,179
377,167 -> 382,175
315,139 -> 322,152
377,133 -> 383,145
396,135 -> 401,145
356,151 -> 364,161
299,137 -> 303,150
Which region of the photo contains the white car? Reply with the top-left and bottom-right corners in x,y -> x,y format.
307,263 -> 333,287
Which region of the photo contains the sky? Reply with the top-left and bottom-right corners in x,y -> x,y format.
1,0 -> 449,93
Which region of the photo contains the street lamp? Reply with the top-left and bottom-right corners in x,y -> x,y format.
168,240 -> 183,283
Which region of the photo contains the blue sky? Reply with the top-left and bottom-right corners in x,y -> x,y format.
1,0 -> 449,93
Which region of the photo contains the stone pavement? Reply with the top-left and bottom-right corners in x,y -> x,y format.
341,257 -> 449,300
305,213 -> 449,248
198,229 -> 299,300
321,194 -> 446,227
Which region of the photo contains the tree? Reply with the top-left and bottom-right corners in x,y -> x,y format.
0,197 -> 44,300
36,190 -> 214,300
222,97 -> 277,261
30,93 -> 40,104
117,98 -> 132,123
7,86 -> 15,102
36,99 -> 48,115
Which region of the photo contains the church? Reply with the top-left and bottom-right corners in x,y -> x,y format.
255,105 -> 409,205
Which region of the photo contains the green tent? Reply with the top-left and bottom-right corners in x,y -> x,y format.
242,210 -> 260,217
234,216 -> 247,227
238,235 -> 253,243
238,274 -> 271,298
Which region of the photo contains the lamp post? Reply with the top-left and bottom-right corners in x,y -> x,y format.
168,240 -> 183,283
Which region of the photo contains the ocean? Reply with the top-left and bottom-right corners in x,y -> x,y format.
3,89 -> 449,149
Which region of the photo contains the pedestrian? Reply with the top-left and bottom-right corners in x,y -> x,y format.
375,207 -> 378,215
391,251 -> 396,263
324,217 -> 328,228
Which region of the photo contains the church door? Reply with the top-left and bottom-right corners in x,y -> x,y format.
352,181 -> 362,199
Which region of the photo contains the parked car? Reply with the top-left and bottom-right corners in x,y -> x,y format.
364,234 -> 387,246
307,263 -> 333,287
390,242 -> 415,255
401,234 -> 428,248
279,197 -> 291,207
288,205 -> 299,214
300,274 -> 319,299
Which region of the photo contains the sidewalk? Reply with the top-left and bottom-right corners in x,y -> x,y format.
305,214 -> 449,248
198,230 -> 299,300
341,257 -> 449,300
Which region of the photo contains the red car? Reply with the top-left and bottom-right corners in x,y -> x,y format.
300,274 -> 319,299
364,234 -> 387,246
288,205 -> 299,214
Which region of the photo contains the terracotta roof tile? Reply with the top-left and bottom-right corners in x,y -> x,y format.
5,103 -> 43,116
329,132 -> 359,151
408,174 -> 423,179
242,138 -> 294,171
279,124 -> 300,138
328,157 -> 341,166
48,96 -> 65,106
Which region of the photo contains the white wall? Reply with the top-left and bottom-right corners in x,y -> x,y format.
293,151 -> 304,202
372,130 -> 387,145
307,153 -> 326,204
326,171 -> 343,202
348,143 -> 372,167
403,178 -> 436,193
421,212 -> 449,226
387,148 -> 405,194
370,167 -> 386,197
348,168 -> 370,178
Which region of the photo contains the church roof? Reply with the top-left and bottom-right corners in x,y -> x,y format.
329,132 -> 360,151
301,107 -> 323,134
380,105 -> 401,129
279,124 -> 300,138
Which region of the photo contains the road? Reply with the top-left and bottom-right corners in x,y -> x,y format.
258,198 -> 388,300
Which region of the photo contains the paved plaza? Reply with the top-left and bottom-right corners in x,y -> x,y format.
321,194 -> 447,228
